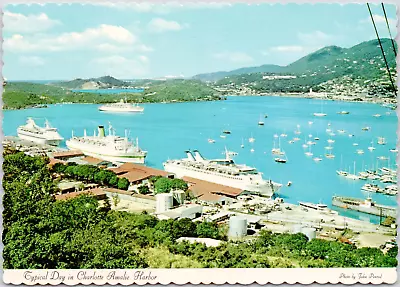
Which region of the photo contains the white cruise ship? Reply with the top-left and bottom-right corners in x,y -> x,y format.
66,124 -> 147,164
99,99 -> 144,113
163,150 -> 282,197
17,118 -> 64,146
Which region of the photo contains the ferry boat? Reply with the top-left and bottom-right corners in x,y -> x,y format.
66,124 -> 147,164
332,196 -> 396,217
17,118 -> 64,146
163,150 -> 282,197
99,99 -> 144,113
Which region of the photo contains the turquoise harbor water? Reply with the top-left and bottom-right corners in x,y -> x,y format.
3,96 -> 397,224
72,88 -> 144,94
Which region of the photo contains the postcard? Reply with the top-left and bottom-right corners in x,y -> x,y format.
1,1 -> 398,285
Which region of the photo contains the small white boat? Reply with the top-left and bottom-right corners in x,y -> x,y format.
314,137 -> 320,141
258,115 -> 265,126
362,126 -> 370,131
389,148 -> 398,153
305,151 -> 313,157
302,144 -> 308,148
337,111 -> 350,115
326,128 -> 332,133
327,139 -> 335,144
356,149 -> 364,154
337,129 -> 346,134
336,170 -> 348,176
288,140 -> 295,144
313,157 -> 322,162
274,157 -> 287,163
377,137 -> 386,145
348,134 -> 354,138
240,138 -> 245,148
329,132 -> 336,136
293,137 -> 300,141
208,139 -> 216,143
280,133 -> 288,137
377,156 -> 389,161
308,121 -> 313,125
220,135 -> 226,139
367,146 -> 376,151
249,136 -> 255,143
325,146 -> 333,150
314,113 -> 327,117
250,148 -> 255,153
353,143 -> 359,146
373,114 -> 381,118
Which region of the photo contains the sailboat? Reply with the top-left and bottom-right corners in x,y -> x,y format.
248,134 -> 255,143
336,155 -> 347,176
305,144 -> 313,157
294,124 -> 301,135
368,141 -> 376,151
272,136 -> 285,155
258,115 -> 265,126
275,152 -> 287,163
240,138 -> 245,148
345,161 -> 360,180
325,148 -> 335,159
377,137 -> 386,145
314,100 -> 327,117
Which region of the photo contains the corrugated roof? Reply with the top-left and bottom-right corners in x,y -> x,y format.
182,176 -> 243,202
52,150 -> 84,158
82,156 -> 109,165
110,163 -> 171,182
54,189 -> 106,200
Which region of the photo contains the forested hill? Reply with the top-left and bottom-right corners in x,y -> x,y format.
193,38 -> 397,83
52,75 -> 128,89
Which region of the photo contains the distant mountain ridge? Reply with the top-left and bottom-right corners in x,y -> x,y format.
52,75 -> 128,89
193,38 -> 396,82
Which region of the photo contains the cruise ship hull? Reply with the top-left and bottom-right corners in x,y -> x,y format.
66,140 -> 146,164
99,106 -> 144,113
17,130 -> 62,146
163,162 -> 281,197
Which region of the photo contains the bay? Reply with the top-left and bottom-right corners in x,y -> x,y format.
72,88 -> 144,94
3,96 -> 397,224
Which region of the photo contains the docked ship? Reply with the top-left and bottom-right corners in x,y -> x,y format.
66,124 -> 147,164
332,196 -> 396,217
99,99 -> 144,113
17,118 -> 64,146
163,150 -> 282,197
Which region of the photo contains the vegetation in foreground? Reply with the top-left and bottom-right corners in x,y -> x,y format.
2,79 -> 223,110
2,151 -> 398,269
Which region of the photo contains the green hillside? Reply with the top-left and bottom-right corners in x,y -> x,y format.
214,39 -> 397,97
2,80 -> 223,110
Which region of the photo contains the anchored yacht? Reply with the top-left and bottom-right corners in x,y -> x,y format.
163,150 -> 282,197
17,118 -> 63,146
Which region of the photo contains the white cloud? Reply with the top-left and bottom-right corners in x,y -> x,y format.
270,46 -> 305,53
96,2 -> 231,14
360,14 -> 396,26
18,56 -> 45,66
4,24 -> 152,53
148,18 -> 184,33
3,11 -> 61,33
297,31 -> 335,45
213,52 -> 254,64
91,55 -> 150,78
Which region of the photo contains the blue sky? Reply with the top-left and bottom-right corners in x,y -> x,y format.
3,2 -> 397,80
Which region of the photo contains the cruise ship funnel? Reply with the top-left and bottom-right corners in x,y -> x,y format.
193,150 -> 205,161
185,150 -> 196,161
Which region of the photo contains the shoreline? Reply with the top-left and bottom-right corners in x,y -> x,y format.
225,92 -> 397,105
